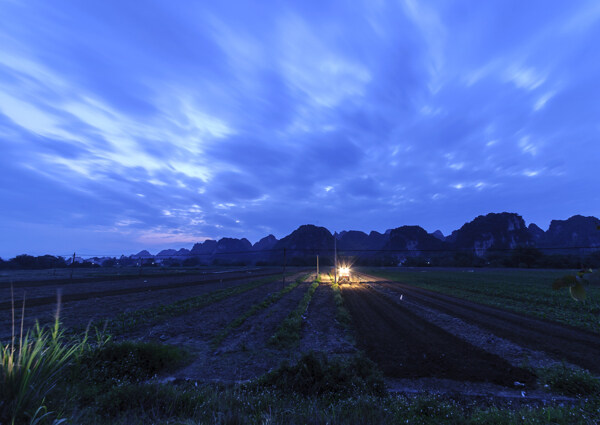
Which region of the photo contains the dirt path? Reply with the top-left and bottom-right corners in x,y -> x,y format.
300,283 -> 355,355
340,282 -> 535,387
361,275 -> 600,374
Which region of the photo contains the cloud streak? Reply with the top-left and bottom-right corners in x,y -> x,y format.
0,0 -> 599,257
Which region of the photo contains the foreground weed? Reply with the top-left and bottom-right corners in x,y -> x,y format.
0,290 -> 87,425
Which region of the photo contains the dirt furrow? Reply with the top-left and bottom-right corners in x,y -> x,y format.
300,283 -> 355,355
367,277 -> 600,374
0,270 -> 281,310
0,274 -> 289,341
341,282 -> 535,387
156,274 -> 312,382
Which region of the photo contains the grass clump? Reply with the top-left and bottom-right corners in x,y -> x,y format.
537,364 -> 600,396
269,280 -> 319,348
211,274 -> 309,348
93,382 -> 204,420
1,300 -> 87,425
76,341 -> 190,386
258,351 -> 385,396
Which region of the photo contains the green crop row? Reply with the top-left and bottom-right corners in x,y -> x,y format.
331,279 -> 352,328
211,274 -> 309,348
269,280 -> 319,348
96,273 -> 296,336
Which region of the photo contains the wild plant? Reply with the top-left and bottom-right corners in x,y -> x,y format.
0,288 -> 87,424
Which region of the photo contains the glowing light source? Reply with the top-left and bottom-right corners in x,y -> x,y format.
338,265 -> 351,281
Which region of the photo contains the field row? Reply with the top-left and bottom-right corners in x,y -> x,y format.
367,268 -> 600,333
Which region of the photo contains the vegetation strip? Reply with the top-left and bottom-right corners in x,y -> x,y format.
93,273 -> 296,336
369,269 -> 600,333
330,274 -> 352,327
269,278 -> 319,348
211,274 -> 309,348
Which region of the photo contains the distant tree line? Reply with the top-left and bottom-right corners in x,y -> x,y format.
1,247 -> 599,270
362,246 -> 600,269
0,254 -> 82,270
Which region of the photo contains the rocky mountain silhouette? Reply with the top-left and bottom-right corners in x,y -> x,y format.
130,213 -> 600,265
447,213 -> 533,256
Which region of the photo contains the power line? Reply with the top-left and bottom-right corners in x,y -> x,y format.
20,245 -> 600,259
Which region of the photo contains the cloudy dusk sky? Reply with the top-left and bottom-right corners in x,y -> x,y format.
1,1 -> 599,258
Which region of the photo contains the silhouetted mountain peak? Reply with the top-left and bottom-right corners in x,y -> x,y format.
385,225 -> 445,252
274,224 -> 334,251
450,212 -> 532,255
541,215 -> 600,248
190,239 -> 217,255
132,250 -> 153,258
253,234 -> 278,251
432,230 -> 445,241
528,223 -> 544,241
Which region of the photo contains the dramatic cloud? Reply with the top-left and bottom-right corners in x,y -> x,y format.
1,0 -> 599,257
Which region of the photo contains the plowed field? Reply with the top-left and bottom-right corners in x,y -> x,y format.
341,282 -> 536,387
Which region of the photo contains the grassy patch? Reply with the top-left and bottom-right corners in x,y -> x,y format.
59,340 -> 191,418
537,365 -> 600,396
269,280 -> 319,348
67,382 -> 600,425
76,341 -> 191,386
93,382 -> 204,421
26,350 -> 600,425
211,274 -> 309,348
369,269 -> 600,333
95,273 -> 295,336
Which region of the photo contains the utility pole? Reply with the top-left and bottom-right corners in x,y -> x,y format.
316,254 -> 319,278
334,238 -> 337,285
70,252 -> 75,280
282,248 -> 286,286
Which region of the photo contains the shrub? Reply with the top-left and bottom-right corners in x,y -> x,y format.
258,351 -> 385,396
537,364 -> 600,396
77,341 -> 190,386
95,383 -> 203,418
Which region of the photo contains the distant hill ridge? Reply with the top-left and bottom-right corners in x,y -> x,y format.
137,213 -> 600,264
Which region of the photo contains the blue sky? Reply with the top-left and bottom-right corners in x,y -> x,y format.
1,0 -> 599,257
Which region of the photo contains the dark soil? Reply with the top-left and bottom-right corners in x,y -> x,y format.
340,282 -> 536,387
370,278 -> 600,374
